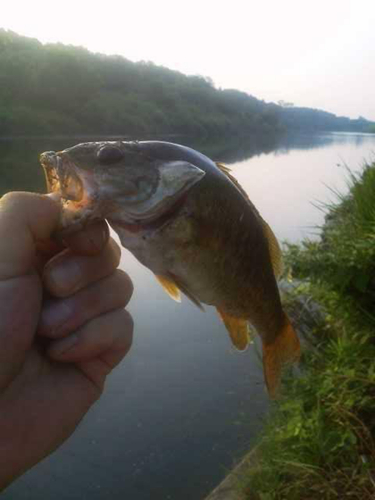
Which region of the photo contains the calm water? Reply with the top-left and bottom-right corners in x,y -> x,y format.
1,132 -> 375,500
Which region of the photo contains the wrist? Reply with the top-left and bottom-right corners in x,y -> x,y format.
0,413 -> 30,491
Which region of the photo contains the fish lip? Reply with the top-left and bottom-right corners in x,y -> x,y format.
40,152 -> 61,194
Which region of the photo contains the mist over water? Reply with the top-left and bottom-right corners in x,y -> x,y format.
1,132 -> 375,500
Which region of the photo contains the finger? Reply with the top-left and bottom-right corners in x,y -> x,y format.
0,192 -> 61,279
48,309 -> 134,390
43,238 -> 121,298
35,239 -> 66,275
62,220 -> 109,256
34,221 -> 109,273
38,270 -> 133,338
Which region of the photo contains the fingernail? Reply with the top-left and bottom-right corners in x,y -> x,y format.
40,301 -> 72,337
101,224 -> 109,246
51,334 -> 78,356
49,259 -> 82,295
88,223 -> 109,253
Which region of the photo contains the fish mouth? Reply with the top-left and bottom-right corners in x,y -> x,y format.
40,151 -> 99,233
40,152 -> 84,202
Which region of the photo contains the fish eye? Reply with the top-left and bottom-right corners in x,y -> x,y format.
97,146 -> 124,165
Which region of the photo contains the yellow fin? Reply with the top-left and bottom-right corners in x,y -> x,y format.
217,308 -> 250,351
168,272 -> 204,311
262,315 -> 300,398
216,162 -> 283,279
216,162 -> 251,202
216,162 -> 232,175
261,220 -> 283,279
216,162 -> 259,213
155,274 -> 181,303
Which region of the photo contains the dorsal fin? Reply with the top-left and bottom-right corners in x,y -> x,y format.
155,274 -> 181,302
216,161 -> 283,279
216,308 -> 250,351
260,220 -> 283,278
216,161 -> 264,218
216,162 -> 252,203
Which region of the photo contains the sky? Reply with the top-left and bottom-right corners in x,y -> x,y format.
2,0 -> 375,120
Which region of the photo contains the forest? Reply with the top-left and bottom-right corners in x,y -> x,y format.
0,29 -> 374,138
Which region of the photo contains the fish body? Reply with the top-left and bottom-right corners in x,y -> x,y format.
40,141 -> 300,396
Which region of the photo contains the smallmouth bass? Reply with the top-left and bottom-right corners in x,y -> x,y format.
40,141 -> 300,397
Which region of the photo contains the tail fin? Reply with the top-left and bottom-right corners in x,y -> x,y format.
262,315 -> 300,399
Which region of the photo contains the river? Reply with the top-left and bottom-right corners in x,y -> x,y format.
1,132 -> 375,500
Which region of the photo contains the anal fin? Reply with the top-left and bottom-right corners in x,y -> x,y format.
155,274 -> 181,302
217,308 -> 250,351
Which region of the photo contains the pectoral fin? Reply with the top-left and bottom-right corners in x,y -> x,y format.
168,272 -> 204,311
216,308 -> 250,351
155,272 -> 204,311
155,274 -> 181,302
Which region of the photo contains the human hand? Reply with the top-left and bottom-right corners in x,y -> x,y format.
0,192 -> 133,490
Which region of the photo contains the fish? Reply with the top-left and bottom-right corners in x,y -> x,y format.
40,140 -> 300,397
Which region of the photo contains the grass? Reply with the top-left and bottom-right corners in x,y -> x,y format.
239,162 -> 375,499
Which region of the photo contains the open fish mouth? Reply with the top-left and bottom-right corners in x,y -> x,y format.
40,151 -> 84,203
40,150 -> 100,233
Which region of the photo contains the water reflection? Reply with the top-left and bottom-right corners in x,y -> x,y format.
1,132 -> 374,197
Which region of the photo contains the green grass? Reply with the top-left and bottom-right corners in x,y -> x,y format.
284,163 -> 375,307
239,163 -> 375,499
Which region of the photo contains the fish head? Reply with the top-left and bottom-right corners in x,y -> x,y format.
40,141 -> 205,234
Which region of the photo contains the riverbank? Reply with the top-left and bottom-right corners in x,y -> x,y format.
241,161 -> 375,499
204,450 -> 259,500
209,161 -> 375,499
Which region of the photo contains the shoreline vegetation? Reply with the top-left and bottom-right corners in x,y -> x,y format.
1,29 -> 374,138
238,162 -> 375,499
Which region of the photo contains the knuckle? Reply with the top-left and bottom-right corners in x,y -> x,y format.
0,191 -> 27,208
114,269 -> 134,300
120,309 -> 134,343
108,238 -> 122,267
80,286 -> 102,313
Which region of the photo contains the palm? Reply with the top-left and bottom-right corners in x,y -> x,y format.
0,296 -> 100,475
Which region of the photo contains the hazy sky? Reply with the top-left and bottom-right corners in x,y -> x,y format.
2,0 -> 375,120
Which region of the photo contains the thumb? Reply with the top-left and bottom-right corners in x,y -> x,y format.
0,192 -> 61,390
0,192 -> 61,279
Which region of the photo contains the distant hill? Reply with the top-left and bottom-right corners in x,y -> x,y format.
0,29 -> 374,138
277,105 -> 373,133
